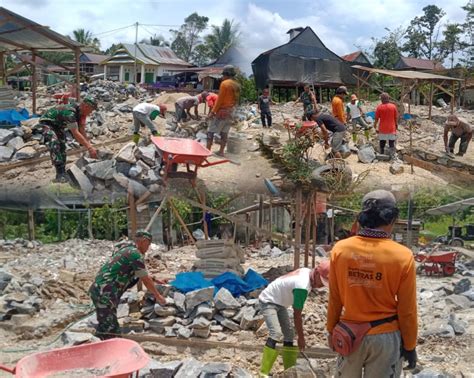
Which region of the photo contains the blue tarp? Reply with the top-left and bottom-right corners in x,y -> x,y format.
170,269 -> 268,297
0,108 -> 33,127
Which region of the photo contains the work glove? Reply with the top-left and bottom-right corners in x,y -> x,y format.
401,347 -> 417,369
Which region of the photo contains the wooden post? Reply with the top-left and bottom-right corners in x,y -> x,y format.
201,190 -> 209,240
75,48 -> 81,101
57,209 -> 61,241
169,199 -> 195,244
312,192 -> 318,268
27,209 -> 35,241
145,195 -> 168,232
409,120 -> 414,174
31,50 -> 37,114
304,194 -> 312,268
451,81 -> 455,113
87,208 -> 93,239
258,195 -> 263,246
268,198 -> 273,236
294,188 -> 302,269
128,189 -> 137,238
0,52 -> 5,85
428,81 -> 433,120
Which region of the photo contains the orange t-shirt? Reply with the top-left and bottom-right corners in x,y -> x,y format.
332,96 -> 346,123
375,103 -> 398,134
327,235 -> 418,350
212,78 -> 240,114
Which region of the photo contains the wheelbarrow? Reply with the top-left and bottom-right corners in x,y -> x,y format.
53,92 -> 74,105
415,249 -> 458,276
284,120 -> 317,138
151,136 -> 229,186
0,338 -> 150,378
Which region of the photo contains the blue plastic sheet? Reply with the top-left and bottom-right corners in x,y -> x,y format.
170,269 -> 268,297
0,108 -> 32,127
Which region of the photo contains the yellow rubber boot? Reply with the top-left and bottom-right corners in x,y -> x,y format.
259,346 -> 279,377
132,133 -> 140,144
281,346 -> 299,370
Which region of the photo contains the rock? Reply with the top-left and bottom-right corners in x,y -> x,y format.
389,162 -> 404,174
9,302 -> 36,315
61,332 -> 99,346
67,165 -> 93,197
5,292 -> 28,303
59,269 -> 76,283
142,169 -> 161,185
232,366 -> 253,378
192,327 -> 211,338
357,144 -> 376,163
241,312 -> 263,331
445,294 -> 472,310
200,362 -> 232,377
185,287 -> 214,312
10,314 -> 32,326
448,313 -> 467,335
256,321 -> 268,337
14,146 -> 38,160
85,159 -> 116,180
115,161 -> 133,176
116,142 -> 137,163
148,316 -> 176,332
0,271 -> 13,292
213,314 -> 240,331
214,287 -> 241,310
461,288 -> 474,301
129,164 -> 143,179
146,360 -> 183,378
0,146 -> 14,161
164,327 -> 176,337
107,122 -> 121,132
190,316 -> 211,329
12,127 -> 24,137
173,292 -> 186,313
7,136 -> 24,151
453,278 -> 471,294
138,145 -> 157,166
154,304 -> 177,317
413,370 -> 448,378
422,320 -> 455,338
176,326 -> 192,339
117,303 -> 130,318
174,359 -> 204,378
113,173 -> 148,197
0,129 -> 14,144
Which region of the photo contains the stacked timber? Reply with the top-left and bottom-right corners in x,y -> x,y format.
0,86 -> 18,111
193,239 -> 246,278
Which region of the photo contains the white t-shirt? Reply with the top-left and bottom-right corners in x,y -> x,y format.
259,268 -> 312,308
133,103 -> 161,116
346,101 -> 362,119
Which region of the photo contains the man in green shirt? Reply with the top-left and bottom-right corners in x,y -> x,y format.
40,96 -> 98,182
89,230 -> 166,339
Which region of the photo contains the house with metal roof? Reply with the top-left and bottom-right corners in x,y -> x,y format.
394,56 -> 445,71
341,51 -> 373,68
100,43 -> 192,84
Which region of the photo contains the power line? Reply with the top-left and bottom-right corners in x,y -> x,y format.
92,24 -> 136,37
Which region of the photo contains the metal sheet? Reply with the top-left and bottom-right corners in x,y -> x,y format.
426,198 -> 474,215
352,65 -> 463,82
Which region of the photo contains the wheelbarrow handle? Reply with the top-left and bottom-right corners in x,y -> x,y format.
0,364 -> 15,374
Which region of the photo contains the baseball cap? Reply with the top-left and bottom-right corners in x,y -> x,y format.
362,190 -> 397,210
135,229 -> 152,241
82,96 -> 98,110
351,94 -> 358,101
336,86 -> 348,95
317,260 -> 330,287
445,114 -> 459,126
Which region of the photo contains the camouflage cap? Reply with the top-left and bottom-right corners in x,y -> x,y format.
135,229 -> 152,241
82,96 -> 98,109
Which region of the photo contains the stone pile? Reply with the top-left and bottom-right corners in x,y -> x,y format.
193,239 -> 246,278
116,284 -> 265,341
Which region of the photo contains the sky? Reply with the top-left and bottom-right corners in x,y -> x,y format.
3,0 -> 470,67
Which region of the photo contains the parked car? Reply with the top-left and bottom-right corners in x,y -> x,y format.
154,76 -> 177,89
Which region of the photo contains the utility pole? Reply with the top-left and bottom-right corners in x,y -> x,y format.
133,22 -> 138,84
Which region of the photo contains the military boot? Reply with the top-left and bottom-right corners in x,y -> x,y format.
53,165 -> 68,183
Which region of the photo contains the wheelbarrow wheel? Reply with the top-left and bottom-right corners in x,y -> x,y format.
442,263 -> 456,276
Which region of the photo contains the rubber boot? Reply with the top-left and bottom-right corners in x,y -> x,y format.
53,165 -> 67,183
281,346 -> 299,370
388,147 -> 397,161
259,346 -> 279,377
352,132 -> 357,143
364,129 -> 370,140
132,133 -> 140,144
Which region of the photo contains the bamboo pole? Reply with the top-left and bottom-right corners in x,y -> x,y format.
27,208 -> 35,241
145,195 -> 168,232
31,50 -> 36,114
294,188 -> 302,269
312,192 -> 318,268
304,194 -> 312,268
169,199 -> 195,244
128,189 -> 137,238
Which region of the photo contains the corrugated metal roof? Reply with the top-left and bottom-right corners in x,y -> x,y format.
0,7 -> 83,52
426,198 -> 474,215
352,65 -> 463,81
341,51 -> 361,62
395,56 -> 445,71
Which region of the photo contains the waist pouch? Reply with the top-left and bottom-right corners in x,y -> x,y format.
332,315 -> 398,356
215,108 -> 233,119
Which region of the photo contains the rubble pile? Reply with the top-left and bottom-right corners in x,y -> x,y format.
193,239 -> 246,278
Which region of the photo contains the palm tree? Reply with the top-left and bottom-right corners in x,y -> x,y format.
204,19 -> 240,60
140,34 -> 170,47
71,28 -> 101,52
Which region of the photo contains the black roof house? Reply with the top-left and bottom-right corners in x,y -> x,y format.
251,26 -> 356,89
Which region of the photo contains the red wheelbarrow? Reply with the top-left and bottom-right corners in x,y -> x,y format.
284,120 -> 317,137
0,338 -> 150,378
151,136 -> 229,185
415,250 -> 458,276
53,92 -> 74,105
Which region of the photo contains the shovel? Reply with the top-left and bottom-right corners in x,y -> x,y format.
301,351 -> 318,377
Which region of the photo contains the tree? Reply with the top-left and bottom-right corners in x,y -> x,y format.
140,34 -> 169,47
204,19 -> 240,60
170,13 -> 209,62
461,0 -> 474,67
105,43 -> 120,56
71,28 -> 101,52
438,23 -> 468,68
402,5 -> 445,60
371,27 -> 404,69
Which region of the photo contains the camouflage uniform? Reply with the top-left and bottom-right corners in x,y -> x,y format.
40,104 -> 81,171
88,241 -> 148,339
299,91 -> 316,121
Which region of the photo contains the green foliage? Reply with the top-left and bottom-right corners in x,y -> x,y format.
105,43 -> 120,56
92,200 -> 128,240
140,34 -> 169,47
71,28 -> 101,52
437,23 -> 467,68
204,19 -> 240,60
170,13 -> 209,63
371,27 -> 404,69
281,134 -> 316,184
0,210 -> 28,239
236,74 -> 257,102
38,52 -> 73,65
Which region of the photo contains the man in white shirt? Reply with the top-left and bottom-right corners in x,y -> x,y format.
258,260 -> 330,376
346,94 -> 370,143
132,102 -> 167,143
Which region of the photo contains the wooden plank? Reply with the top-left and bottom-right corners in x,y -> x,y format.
304,194 -> 311,267
169,198 -> 195,244
145,195 -> 167,232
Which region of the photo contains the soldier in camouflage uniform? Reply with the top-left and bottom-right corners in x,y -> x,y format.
89,230 -> 166,339
40,96 -> 98,182
294,85 -> 318,121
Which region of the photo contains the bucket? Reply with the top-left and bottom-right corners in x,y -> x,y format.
339,143 -> 351,159
227,133 -> 246,154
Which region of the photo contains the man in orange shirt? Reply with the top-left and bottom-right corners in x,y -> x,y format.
206,65 -> 240,156
332,86 -> 348,124
374,92 -> 399,159
327,190 -> 418,376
